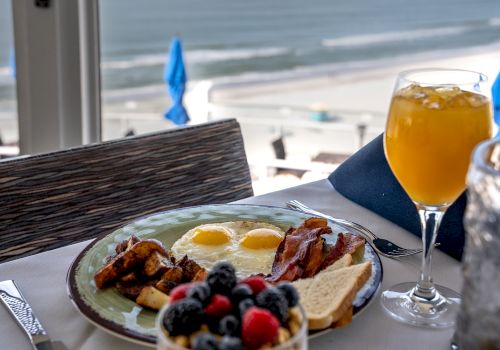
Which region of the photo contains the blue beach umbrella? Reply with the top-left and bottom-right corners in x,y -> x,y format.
164,37 -> 189,125
9,48 -> 15,79
492,72 -> 500,137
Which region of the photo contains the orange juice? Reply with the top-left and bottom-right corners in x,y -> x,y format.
385,84 -> 493,206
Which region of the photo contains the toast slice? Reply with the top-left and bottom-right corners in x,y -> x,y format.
323,253 -> 353,273
293,254 -> 353,299
293,260 -> 372,330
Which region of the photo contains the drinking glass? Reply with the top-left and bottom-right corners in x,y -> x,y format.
456,139 -> 500,348
381,68 -> 494,328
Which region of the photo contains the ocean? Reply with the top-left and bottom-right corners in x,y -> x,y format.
1,0 -> 500,109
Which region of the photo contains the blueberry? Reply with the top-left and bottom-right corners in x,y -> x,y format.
192,332 -> 219,350
206,262 -> 237,295
230,284 -> 253,304
277,282 -> 299,307
256,287 -> 288,324
218,314 -> 240,336
187,282 -> 211,306
162,299 -> 203,336
219,336 -> 243,350
238,298 -> 254,317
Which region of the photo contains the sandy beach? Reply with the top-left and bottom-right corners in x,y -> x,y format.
209,46 -> 500,118
199,47 -> 500,193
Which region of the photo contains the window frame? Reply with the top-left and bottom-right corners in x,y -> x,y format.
11,0 -> 101,155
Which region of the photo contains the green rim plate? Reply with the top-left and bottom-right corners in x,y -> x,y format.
66,204 -> 382,347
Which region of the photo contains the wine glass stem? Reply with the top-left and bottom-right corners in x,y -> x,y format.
413,205 -> 446,301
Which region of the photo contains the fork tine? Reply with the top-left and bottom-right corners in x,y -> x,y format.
391,250 -> 423,257
287,200 -> 378,241
393,248 -> 420,254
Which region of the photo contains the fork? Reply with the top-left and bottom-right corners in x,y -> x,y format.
286,200 -> 435,258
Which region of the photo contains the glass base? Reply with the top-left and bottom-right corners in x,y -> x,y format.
381,282 -> 461,329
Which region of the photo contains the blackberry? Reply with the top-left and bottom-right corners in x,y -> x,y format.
206,262 -> 237,295
219,336 -> 243,350
238,298 -> 255,317
187,282 -> 211,306
206,316 -> 222,334
256,287 -> 288,324
230,284 -> 253,304
218,314 -> 240,336
276,282 -> 299,307
192,332 -> 219,350
162,299 -> 203,336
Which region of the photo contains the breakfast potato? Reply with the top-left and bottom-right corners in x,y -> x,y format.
177,255 -> 205,281
115,235 -> 140,254
155,279 -> 177,294
136,286 -> 170,310
144,251 -> 175,277
116,281 -> 145,300
192,269 -> 208,282
94,239 -> 169,288
161,266 -> 184,283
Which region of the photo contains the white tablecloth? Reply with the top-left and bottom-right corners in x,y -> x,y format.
0,179 -> 461,349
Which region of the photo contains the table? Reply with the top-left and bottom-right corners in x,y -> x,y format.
0,179 -> 461,349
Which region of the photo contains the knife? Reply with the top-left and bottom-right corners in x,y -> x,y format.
0,280 -> 54,350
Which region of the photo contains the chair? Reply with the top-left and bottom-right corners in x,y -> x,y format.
0,119 -> 253,262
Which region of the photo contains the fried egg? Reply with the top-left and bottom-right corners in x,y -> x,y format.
171,221 -> 285,278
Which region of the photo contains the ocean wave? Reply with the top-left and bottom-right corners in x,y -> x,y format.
97,39 -> 500,103
186,47 -> 290,64
101,55 -> 166,70
489,18 -> 500,26
210,40 -> 500,86
321,26 -> 469,48
101,47 -> 291,70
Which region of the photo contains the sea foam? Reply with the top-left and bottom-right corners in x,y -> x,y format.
322,26 -> 469,48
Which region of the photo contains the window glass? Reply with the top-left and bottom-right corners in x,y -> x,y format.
0,0 -> 18,158
99,0 -> 500,193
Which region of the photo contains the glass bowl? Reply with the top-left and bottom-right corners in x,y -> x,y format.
156,303 -> 308,350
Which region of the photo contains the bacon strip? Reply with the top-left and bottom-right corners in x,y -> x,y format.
320,232 -> 365,271
267,218 -> 332,283
266,218 -> 366,283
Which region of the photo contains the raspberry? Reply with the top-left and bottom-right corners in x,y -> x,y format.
239,276 -> 267,295
219,336 -> 243,350
204,294 -> 233,318
162,299 -> 203,336
187,282 -> 211,306
276,282 -> 299,307
192,332 -> 218,350
169,283 -> 193,303
206,262 -> 237,295
256,287 -> 288,323
242,307 -> 280,349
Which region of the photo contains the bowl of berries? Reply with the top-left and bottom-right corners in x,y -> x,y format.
156,262 -> 307,350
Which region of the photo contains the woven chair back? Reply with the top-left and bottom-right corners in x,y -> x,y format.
0,119 -> 253,262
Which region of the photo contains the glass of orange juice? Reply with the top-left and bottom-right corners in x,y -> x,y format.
381,68 -> 493,328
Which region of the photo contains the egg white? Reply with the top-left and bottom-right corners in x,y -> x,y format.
171,221 -> 284,278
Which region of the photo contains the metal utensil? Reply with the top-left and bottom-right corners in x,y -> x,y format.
286,200 -> 437,258
0,280 -> 54,350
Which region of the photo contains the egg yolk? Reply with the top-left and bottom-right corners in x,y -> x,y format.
239,228 -> 283,249
191,226 -> 231,245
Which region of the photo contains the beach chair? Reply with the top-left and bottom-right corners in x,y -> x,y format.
0,119 -> 253,262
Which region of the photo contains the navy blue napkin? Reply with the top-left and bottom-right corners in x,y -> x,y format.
328,134 -> 466,260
